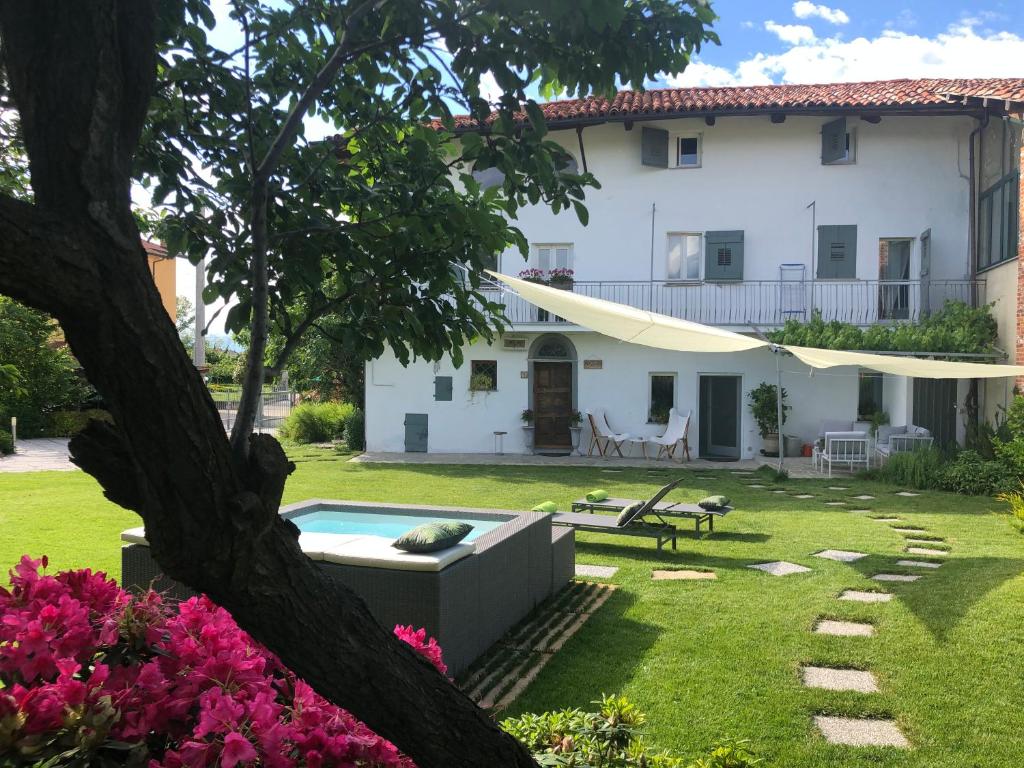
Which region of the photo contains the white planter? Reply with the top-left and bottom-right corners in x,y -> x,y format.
522,425 -> 535,452
570,426 -> 583,455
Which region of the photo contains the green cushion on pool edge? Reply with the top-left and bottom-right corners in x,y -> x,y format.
392,521 -> 474,553
698,495 -> 730,511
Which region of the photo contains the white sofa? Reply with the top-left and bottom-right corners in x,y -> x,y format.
875,424 -> 933,462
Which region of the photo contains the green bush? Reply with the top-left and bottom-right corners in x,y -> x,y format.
940,450 -> 1015,496
48,409 -> 113,438
501,695 -> 759,767
341,407 -> 364,450
279,401 -> 354,444
0,429 -> 13,455
873,448 -> 948,490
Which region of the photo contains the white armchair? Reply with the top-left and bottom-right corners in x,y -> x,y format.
820,431 -> 870,477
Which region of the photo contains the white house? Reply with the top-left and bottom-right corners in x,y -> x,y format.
366,78 -> 1024,458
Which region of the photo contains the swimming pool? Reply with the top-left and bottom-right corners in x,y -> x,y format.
290,507 -> 509,542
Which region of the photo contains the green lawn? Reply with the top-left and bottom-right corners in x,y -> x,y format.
2,450 -> 1022,766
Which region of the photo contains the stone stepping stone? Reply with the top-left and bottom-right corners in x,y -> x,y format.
839,590 -> 893,603
748,561 -> 812,576
814,619 -> 874,637
853,494 -> 875,500
872,573 -> 920,583
731,470 -> 754,475
802,666 -> 879,693
746,483 -> 767,488
897,559 -> 942,569
827,486 -> 849,490
905,538 -> 946,546
814,716 -> 909,748
575,564 -> 619,578
849,509 -> 872,513
813,549 -> 867,562
772,489 -> 788,494
871,517 -> 902,522
890,526 -> 926,533
652,569 -> 716,581
906,547 -> 948,557
824,501 -> 846,507
794,494 -> 815,499
895,491 -> 920,497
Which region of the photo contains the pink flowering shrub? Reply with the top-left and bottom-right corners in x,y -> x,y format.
0,556 -> 447,767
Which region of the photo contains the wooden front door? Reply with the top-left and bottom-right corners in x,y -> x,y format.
534,362 -> 572,448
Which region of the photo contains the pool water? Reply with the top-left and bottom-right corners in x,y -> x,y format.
291,508 -> 509,542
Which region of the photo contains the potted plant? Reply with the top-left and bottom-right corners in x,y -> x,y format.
548,267 -> 575,290
521,409 -> 535,451
518,268 -> 548,284
748,381 -> 789,457
469,372 -> 494,396
568,410 -> 583,454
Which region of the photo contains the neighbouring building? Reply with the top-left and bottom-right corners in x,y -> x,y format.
366,78 -> 1024,457
144,239 -> 177,323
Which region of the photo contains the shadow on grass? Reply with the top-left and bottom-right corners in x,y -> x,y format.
575,540 -> 770,573
503,588 -> 662,716
846,554 -> 1024,641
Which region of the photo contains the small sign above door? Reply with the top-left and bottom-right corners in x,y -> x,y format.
583,359 -> 603,370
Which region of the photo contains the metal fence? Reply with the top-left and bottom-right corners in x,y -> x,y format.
216,388 -> 295,434
478,278 -> 985,327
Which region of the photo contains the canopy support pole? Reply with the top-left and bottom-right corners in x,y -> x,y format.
776,351 -> 785,473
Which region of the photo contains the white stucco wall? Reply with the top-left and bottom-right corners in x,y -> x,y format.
366,332 -> 865,455
497,114 -> 974,286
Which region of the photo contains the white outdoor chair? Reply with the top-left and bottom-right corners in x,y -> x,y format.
586,409 -> 631,458
819,431 -> 870,477
875,424 -> 934,463
649,408 -> 692,462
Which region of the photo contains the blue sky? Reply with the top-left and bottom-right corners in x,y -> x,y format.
662,0 -> 1023,86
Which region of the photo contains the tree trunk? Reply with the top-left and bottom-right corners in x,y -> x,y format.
0,3 -> 536,766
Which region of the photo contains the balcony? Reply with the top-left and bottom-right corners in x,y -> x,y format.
479,279 -> 985,328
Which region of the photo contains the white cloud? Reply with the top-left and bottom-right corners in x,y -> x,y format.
667,19 -> 1024,87
765,21 -> 817,45
792,1 -> 850,25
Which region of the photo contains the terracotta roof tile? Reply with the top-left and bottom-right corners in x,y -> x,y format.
445,77 -> 1024,129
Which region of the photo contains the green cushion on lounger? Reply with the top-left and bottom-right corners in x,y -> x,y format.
616,501 -> 645,527
698,495 -> 730,511
392,521 -> 474,553
531,501 -> 558,514
585,489 -> 609,502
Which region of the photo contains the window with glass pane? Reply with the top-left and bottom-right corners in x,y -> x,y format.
666,234 -> 700,280
534,243 -> 572,272
649,374 -> 675,423
857,372 -> 883,419
676,135 -> 701,167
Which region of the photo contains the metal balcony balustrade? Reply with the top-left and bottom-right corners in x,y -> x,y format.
476,278 -> 985,327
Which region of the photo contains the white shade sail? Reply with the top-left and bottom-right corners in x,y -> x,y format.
486,272 -> 767,354
486,271 -> 1024,379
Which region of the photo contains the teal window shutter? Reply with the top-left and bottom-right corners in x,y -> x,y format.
817,225 -> 857,278
641,127 -> 669,168
434,376 -> 453,401
704,230 -> 744,281
821,118 -> 847,164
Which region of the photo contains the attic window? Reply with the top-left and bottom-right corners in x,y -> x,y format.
675,135 -> 701,168
822,118 -> 856,165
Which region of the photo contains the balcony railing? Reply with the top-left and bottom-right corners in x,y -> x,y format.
478,278 -> 985,327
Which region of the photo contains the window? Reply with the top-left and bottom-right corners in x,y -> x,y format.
857,371 -> 883,419
978,174 -> 1019,270
666,233 -> 701,281
878,238 -> 911,320
821,118 -> 856,165
675,135 -> 701,168
817,225 -> 857,279
470,360 -> 498,391
533,243 -> 573,271
649,373 -> 675,423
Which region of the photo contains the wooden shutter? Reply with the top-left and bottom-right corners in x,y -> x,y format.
404,413 -> 428,452
641,127 -> 669,168
821,118 -> 847,163
704,230 -> 744,281
817,225 -> 857,278
433,376 -> 453,401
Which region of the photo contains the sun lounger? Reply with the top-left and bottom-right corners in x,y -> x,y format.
550,512 -> 678,550
571,478 -> 730,533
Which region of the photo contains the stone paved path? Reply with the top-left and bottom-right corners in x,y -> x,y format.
0,438 -> 75,472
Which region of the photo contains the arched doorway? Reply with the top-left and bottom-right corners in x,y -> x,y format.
529,334 -> 577,450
